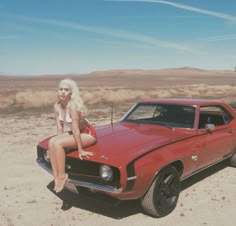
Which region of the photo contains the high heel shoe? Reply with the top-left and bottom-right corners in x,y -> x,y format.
53,178 -> 58,191
55,174 -> 68,193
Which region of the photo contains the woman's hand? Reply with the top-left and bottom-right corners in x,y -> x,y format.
78,149 -> 93,160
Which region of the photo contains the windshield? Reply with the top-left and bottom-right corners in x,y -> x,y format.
122,103 -> 196,129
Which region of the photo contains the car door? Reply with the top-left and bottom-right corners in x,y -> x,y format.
195,105 -> 233,169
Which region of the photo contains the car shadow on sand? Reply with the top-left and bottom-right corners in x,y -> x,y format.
47,182 -> 143,219
46,159 -> 231,219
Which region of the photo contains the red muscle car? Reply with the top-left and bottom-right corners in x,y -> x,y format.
37,99 -> 236,217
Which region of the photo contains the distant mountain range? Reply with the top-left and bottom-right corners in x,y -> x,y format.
0,67 -> 235,79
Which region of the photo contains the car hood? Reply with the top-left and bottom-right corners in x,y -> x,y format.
76,122 -> 195,167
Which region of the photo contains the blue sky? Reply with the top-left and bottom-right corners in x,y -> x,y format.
0,0 -> 236,75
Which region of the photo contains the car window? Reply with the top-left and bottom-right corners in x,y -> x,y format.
198,105 -> 233,128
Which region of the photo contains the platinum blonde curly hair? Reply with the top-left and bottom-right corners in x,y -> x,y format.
58,78 -> 87,113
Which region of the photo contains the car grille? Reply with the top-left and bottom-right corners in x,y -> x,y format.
37,145 -> 120,188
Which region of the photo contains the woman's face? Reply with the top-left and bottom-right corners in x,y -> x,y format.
58,82 -> 72,103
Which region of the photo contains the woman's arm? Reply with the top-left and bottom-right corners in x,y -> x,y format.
69,104 -> 93,159
70,104 -> 83,151
54,103 -> 63,135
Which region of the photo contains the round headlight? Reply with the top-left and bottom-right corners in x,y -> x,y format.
99,165 -> 113,182
44,150 -> 50,162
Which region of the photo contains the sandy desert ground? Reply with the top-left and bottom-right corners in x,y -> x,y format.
1,68 -> 236,226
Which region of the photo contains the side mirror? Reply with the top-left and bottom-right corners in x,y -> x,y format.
205,123 -> 215,133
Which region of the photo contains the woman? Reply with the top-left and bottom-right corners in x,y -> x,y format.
48,78 -> 97,193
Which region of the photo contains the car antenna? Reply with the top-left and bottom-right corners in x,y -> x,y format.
111,103 -> 114,126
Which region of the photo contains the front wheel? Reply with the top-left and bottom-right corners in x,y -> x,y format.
141,166 -> 180,218
230,152 -> 236,167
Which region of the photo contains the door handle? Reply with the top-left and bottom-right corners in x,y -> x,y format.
228,129 -> 233,134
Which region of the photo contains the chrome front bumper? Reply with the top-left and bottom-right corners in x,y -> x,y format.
36,159 -> 123,195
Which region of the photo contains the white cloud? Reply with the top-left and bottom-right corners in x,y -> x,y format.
203,34 -> 236,41
1,13 -> 192,52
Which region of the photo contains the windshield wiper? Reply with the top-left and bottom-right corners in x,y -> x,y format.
124,119 -> 141,125
125,119 -> 173,130
152,121 -> 173,130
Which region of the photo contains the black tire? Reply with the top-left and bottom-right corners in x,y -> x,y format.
141,166 -> 180,218
230,152 -> 236,167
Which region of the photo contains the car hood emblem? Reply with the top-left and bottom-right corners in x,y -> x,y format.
100,155 -> 108,160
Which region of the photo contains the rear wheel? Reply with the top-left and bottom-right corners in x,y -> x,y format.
141,166 -> 180,217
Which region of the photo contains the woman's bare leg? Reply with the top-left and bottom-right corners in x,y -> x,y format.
80,133 -> 97,147
48,136 -> 60,190
52,133 -> 96,193
53,135 -> 77,192
48,134 -> 70,190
